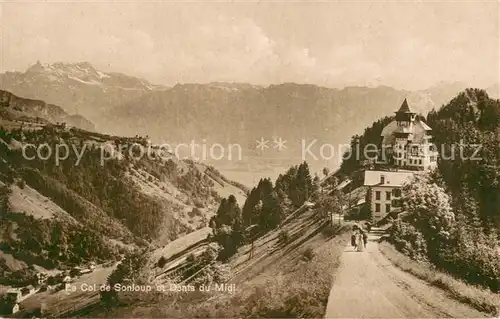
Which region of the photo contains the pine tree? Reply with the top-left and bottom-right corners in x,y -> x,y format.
323,167 -> 330,177
242,185 -> 262,226
296,162 -> 313,204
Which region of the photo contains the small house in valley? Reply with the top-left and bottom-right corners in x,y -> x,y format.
36,272 -> 48,285
10,303 -> 19,315
5,288 -> 22,303
20,285 -> 36,296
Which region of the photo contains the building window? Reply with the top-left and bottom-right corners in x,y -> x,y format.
375,203 -> 380,212
386,204 -> 391,212
375,191 -> 380,200
419,159 -> 422,165
411,146 -> 418,156
386,191 -> 391,200
393,189 -> 402,197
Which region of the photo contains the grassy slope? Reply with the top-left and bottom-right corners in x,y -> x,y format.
0,126 -> 248,283
379,240 -> 500,316
89,206 -> 351,318
8,183 -> 79,222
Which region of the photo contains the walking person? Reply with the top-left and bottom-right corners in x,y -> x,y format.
351,231 -> 357,251
362,229 -> 368,248
365,221 -> 372,232
356,229 -> 364,252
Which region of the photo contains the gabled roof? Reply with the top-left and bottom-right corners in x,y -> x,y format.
396,98 -> 414,114
363,170 -> 414,187
335,179 -> 352,191
6,288 -> 21,294
381,119 -> 433,145
420,120 -> 432,131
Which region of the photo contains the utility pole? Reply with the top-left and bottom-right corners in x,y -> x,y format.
339,209 -> 344,226
249,240 -> 255,260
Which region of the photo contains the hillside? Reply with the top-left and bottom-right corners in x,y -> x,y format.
0,123 -> 247,287
69,156 -> 349,317
0,61 -> 167,123
334,88 -> 500,294
82,198 -> 351,318
0,90 -> 94,131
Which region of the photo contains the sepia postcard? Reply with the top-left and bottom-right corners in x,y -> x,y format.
0,1 -> 499,318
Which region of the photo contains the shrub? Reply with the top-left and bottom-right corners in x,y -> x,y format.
186,253 -> 197,264
321,225 -> 339,238
193,199 -> 205,208
389,220 -> 428,261
302,247 -> 315,262
199,244 -> 219,265
157,256 -> 167,268
380,241 -> 500,316
278,230 -> 290,244
69,268 -> 81,277
391,219 -> 500,293
439,227 -> 500,293
211,262 -> 231,283
188,207 -> 202,218
16,179 -> 25,189
191,262 -> 231,287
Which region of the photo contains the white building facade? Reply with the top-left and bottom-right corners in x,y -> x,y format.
364,170 -> 414,221
380,99 -> 438,170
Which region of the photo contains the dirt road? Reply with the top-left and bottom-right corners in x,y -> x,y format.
325,229 -> 487,318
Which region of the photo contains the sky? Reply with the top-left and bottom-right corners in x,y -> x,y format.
1,0 -> 499,90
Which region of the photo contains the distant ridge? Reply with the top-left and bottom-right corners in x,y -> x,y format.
0,89 -> 95,131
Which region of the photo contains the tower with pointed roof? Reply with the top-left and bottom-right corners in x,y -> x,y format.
395,98 -> 417,127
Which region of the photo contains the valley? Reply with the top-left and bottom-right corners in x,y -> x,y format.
0,110 -> 249,316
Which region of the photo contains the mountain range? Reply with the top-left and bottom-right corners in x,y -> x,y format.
0,61 -> 167,123
102,82 -> 498,161
2,62 -> 499,168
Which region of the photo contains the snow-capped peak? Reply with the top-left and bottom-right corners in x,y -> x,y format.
21,61 -> 161,91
